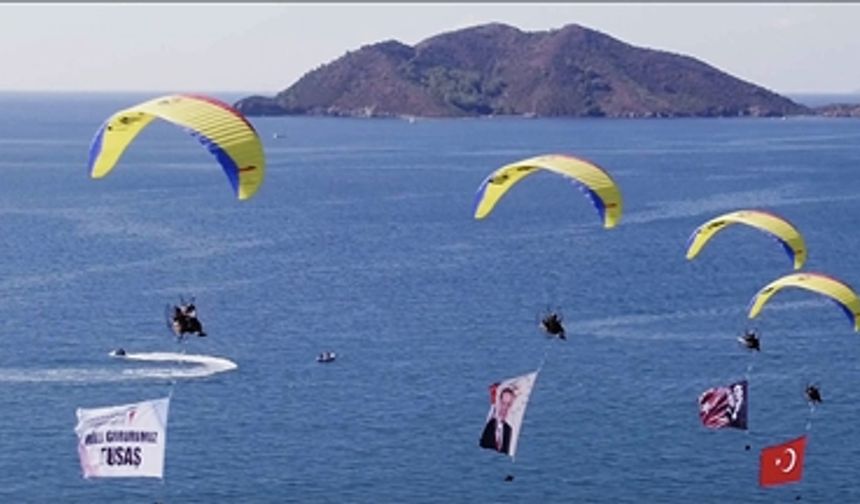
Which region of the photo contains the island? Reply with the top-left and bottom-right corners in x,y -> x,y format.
235,23 -> 824,119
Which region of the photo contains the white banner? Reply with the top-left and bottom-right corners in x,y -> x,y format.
479,371 -> 538,458
74,396 -> 170,479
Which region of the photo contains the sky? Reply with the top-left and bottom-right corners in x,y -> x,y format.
1,3 -> 859,95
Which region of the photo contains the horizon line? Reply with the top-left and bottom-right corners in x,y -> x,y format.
2,89 -> 859,97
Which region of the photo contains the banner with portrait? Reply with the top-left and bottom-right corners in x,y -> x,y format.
698,379 -> 748,430
478,370 -> 538,458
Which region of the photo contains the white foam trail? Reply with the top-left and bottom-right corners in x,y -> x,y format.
119,352 -> 238,378
0,352 -> 237,384
576,298 -> 834,341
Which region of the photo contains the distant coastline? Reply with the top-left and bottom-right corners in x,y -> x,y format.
787,93 -> 860,107
2,91 -> 856,119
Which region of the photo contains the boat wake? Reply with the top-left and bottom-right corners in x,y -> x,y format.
0,351 -> 237,384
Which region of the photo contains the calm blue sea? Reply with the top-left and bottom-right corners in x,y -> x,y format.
1,92 -> 860,503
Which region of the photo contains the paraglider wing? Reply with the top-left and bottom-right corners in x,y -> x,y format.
88,94 -> 265,200
472,154 -> 622,228
747,272 -> 860,331
685,210 -> 807,270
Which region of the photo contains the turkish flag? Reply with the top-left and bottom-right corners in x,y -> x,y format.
759,435 -> 807,487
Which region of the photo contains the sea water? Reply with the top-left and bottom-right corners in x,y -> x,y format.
1,93 -> 859,502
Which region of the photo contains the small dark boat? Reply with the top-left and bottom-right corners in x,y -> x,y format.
317,352 -> 336,363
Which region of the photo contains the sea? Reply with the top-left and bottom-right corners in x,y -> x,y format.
1,92 -> 859,503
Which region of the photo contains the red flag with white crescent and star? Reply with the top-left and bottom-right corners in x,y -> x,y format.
759,435 -> 807,487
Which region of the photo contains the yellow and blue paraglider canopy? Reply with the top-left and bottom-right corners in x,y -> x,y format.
747,272 -> 860,331
472,154 -> 622,229
87,94 -> 265,200
685,210 -> 807,270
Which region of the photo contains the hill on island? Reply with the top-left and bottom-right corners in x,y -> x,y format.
235,23 -> 810,118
